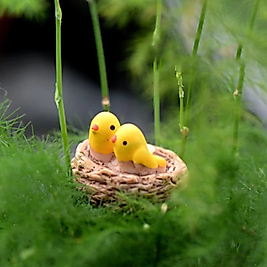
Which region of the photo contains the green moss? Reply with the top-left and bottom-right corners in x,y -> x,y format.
0,93 -> 267,266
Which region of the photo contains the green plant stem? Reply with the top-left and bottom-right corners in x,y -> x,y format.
181,0 -> 208,158
185,0 -> 208,127
152,0 -> 162,47
175,67 -> 184,130
152,0 -> 162,146
232,0 -> 260,155
175,68 -> 188,158
88,0 -> 110,111
179,91 -> 184,131
153,59 -> 160,145
235,44 -> 243,60
54,0 -> 71,174
232,63 -> 245,155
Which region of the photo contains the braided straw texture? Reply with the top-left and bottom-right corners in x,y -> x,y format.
71,140 -> 188,205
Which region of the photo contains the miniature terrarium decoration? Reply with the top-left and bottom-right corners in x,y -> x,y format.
71,111 -> 188,205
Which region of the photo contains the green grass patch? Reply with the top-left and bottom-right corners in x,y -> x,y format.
1,95 -> 267,266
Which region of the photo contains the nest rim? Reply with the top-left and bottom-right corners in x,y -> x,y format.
71,139 -> 188,205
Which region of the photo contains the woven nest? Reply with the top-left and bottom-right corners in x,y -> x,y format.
71,139 -> 188,205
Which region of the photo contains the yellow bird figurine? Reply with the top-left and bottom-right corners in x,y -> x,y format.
89,111 -> 120,155
111,123 -> 166,169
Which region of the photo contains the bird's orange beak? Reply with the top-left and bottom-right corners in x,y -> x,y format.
92,124 -> 99,131
111,135 -> 117,143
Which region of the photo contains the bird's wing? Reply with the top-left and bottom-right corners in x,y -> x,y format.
133,148 -> 158,169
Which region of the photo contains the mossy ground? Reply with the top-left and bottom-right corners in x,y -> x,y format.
1,96 -> 267,267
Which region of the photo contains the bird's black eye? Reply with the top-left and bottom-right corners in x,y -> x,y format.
123,141 -> 127,146
110,125 -> 115,130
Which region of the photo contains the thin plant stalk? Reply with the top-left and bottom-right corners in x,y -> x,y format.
180,0 -> 208,157
88,0 -> 110,111
175,67 -> 188,158
232,0 -> 260,155
54,0 -> 71,173
184,0 -> 208,126
152,0 -> 162,47
232,63 -> 245,155
152,0 -> 162,145
179,80 -> 184,132
153,59 -> 160,145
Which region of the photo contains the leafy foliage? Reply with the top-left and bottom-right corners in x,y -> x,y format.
0,0 -> 48,18
0,93 -> 267,266
99,0 -> 267,102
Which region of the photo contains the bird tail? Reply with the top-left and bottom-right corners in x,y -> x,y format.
154,155 -> 167,167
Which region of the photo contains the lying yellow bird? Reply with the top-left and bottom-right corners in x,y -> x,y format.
111,123 -> 166,168
89,111 -> 120,154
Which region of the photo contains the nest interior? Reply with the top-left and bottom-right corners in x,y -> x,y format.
71,140 -> 188,205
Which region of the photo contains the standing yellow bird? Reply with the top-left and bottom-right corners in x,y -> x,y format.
89,111 -> 120,154
111,123 -> 166,168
